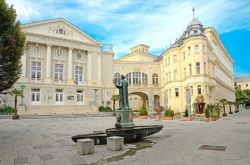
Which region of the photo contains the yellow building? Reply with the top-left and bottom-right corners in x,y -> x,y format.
235,76 -> 250,90
114,16 -> 235,114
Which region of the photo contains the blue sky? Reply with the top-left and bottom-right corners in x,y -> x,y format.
6,0 -> 250,77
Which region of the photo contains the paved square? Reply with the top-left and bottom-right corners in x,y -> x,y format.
0,110 -> 250,165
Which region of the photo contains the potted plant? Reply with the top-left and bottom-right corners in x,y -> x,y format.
164,108 -> 174,120
204,104 -> 211,122
181,109 -> 191,121
155,106 -> 163,120
10,88 -> 24,120
139,106 -> 148,119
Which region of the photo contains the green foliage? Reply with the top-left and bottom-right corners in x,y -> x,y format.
99,105 -> 112,112
235,89 -> 250,106
164,108 -> 174,117
111,95 -> 119,101
0,0 -> 26,93
133,109 -> 139,112
10,88 -> 23,97
139,106 -> 148,116
205,103 -> 221,118
184,109 -> 188,117
0,105 -> 16,115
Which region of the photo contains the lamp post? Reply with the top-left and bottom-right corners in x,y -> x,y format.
93,88 -> 98,106
185,85 -> 191,116
20,83 -> 25,106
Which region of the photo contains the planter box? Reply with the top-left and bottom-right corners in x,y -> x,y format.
140,116 -> 148,119
203,117 -> 209,122
164,116 -> 173,120
211,117 -> 217,121
181,117 -> 191,121
155,115 -> 161,120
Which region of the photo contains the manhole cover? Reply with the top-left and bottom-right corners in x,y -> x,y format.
198,145 -> 227,151
236,122 -> 247,124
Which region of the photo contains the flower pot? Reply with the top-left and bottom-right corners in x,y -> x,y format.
12,114 -> 19,120
203,117 -> 209,122
155,115 -> 161,120
140,116 -> 148,119
164,116 -> 173,120
181,117 -> 191,121
211,117 -> 217,121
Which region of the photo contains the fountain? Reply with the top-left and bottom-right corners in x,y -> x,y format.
72,75 -> 163,144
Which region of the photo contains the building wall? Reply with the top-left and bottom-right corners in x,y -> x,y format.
235,77 -> 250,90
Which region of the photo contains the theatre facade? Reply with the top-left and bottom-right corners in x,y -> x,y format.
3,16 -> 235,115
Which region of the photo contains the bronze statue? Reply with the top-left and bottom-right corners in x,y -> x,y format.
115,75 -> 129,110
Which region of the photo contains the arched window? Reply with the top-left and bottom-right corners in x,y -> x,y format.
142,73 -> 148,84
133,72 -> 141,84
152,73 -> 158,85
113,72 -> 121,84
126,73 -> 132,84
33,45 -> 40,56
56,28 -> 65,35
56,48 -> 63,57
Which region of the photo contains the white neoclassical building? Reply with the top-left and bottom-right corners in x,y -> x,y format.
2,15 -> 236,115
4,18 -> 114,115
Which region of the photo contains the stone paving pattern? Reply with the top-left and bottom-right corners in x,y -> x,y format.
0,110 -> 250,165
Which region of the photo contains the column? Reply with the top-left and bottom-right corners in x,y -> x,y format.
67,48 -> 74,84
87,51 -> 93,81
97,54 -> 102,81
20,50 -> 27,82
45,44 -> 52,83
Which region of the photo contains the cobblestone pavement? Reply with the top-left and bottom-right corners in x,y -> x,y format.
0,110 -> 250,165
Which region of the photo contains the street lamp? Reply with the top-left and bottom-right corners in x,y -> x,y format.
20,83 -> 25,106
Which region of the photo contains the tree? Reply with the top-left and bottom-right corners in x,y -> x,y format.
111,94 -> 119,116
219,99 -> 227,116
227,101 -> 233,114
0,0 -> 26,93
10,88 -> 23,119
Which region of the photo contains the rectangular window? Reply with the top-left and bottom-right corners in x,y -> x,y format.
184,68 -> 186,78
173,55 -> 177,63
174,69 -> 178,80
133,72 -> 141,84
197,85 -> 202,95
168,57 -> 170,65
196,62 -> 200,74
190,86 -> 193,95
183,52 -> 185,60
204,62 -> 206,74
54,64 -> 63,81
189,64 -> 192,76
166,73 -> 168,83
168,71 -> 171,82
55,89 -> 63,102
31,62 -> 41,80
188,46 -> 191,54
75,66 -> 83,84
77,90 -> 84,102
175,88 -> 179,97
246,84 -> 248,87
31,89 -> 40,102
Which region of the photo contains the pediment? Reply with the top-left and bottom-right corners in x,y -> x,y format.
21,18 -> 102,46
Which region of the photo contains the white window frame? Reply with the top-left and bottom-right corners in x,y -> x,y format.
31,88 -> 40,104
126,73 -> 132,84
76,90 -> 85,105
152,73 -> 158,85
54,64 -> 64,81
75,66 -> 83,84
33,45 -> 40,56
142,73 -> 148,85
55,89 -> 64,104
31,61 -> 41,80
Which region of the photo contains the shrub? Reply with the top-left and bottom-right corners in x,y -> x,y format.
164,108 -> 174,117
205,104 -> 213,117
0,106 -> 16,115
139,106 -> 148,116
99,105 -> 112,112
133,109 -> 140,112
184,109 -> 189,117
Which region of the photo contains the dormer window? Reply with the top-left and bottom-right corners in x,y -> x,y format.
56,28 -> 65,35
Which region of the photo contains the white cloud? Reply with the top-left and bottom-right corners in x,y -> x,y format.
5,0 -> 250,59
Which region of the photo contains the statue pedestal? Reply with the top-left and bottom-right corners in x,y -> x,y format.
115,109 -> 135,128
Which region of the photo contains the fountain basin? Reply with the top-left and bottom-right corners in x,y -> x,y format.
71,125 -> 163,144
